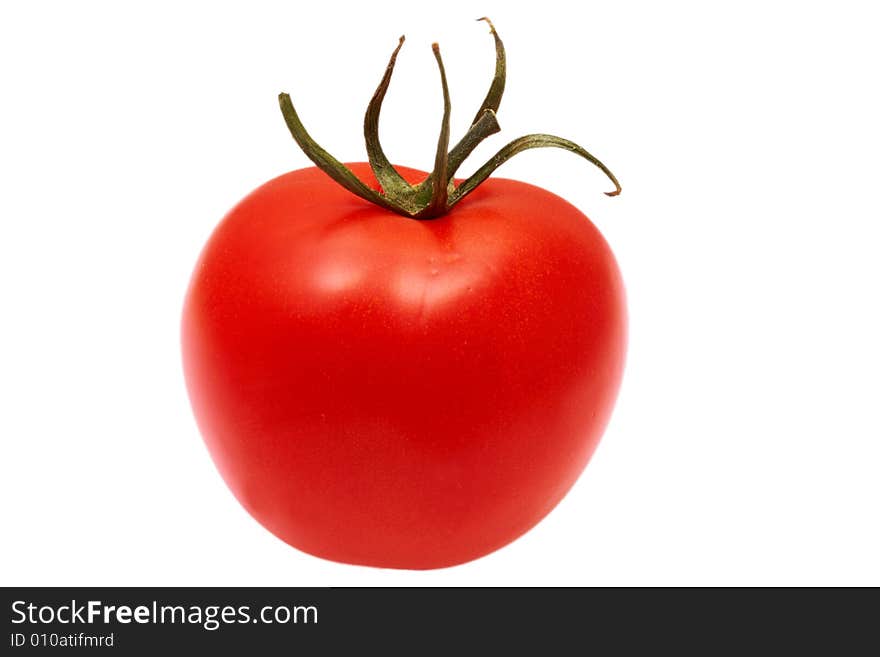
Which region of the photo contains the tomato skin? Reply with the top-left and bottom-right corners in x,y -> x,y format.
182,163 -> 626,569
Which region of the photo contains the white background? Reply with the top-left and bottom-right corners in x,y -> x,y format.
2,1 -> 878,586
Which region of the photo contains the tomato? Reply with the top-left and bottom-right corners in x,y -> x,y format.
182,19 -> 625,568
182,163 -> 625,568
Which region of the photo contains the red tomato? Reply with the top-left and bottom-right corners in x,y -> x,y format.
182,163 -> 626,569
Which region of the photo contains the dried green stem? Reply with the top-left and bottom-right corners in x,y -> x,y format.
363,36 -> 418,209
278,93 -> 402,213
418,44 -> 452,218
450,134 -> 622,209
278,19 -> 621,220
447,109 -> 500,178
472,17 -> 506,124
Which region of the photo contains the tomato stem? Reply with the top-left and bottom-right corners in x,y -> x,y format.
470,17 -> 506,125
420,44 -> 452,218
363,36 -> 416,207
278,18 -> 621,219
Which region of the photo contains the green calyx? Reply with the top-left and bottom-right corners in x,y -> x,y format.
278,17 -> 621,220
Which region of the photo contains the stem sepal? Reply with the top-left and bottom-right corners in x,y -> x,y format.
279,19 -> 621,219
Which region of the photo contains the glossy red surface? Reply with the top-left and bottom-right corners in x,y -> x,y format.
182,164 -> 626,568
